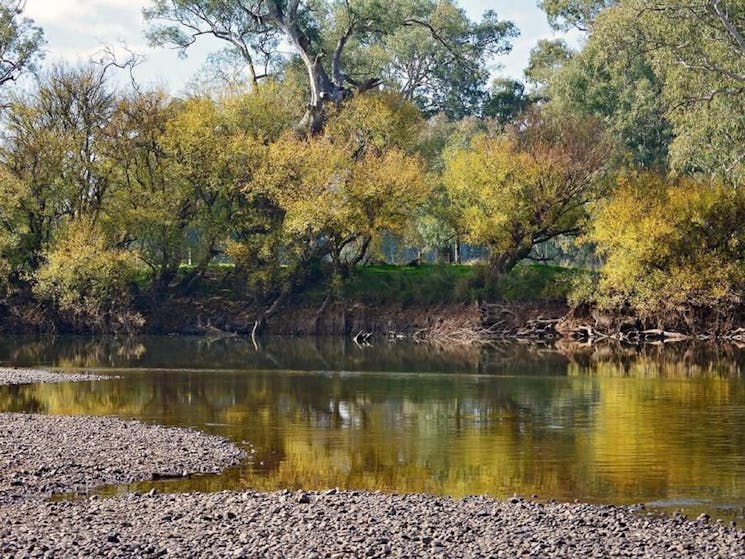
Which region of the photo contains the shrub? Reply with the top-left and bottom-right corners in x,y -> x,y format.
33,222 -> 142,331
582,173 -> 745,317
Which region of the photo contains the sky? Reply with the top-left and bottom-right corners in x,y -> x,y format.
23,0 -> 578,94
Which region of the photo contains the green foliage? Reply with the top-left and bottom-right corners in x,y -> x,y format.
0,0 -> 44,88
616,0 -> 745,185
539,0 -> 617,31
336,263 -> 577,304
33,221 -> 142,331
545,0 -> 745,181
482,79 -> 532,125
372,1 -> 519,118
546,13 -> 671,169
524,39 -> 574,91
583,173 -> 745,315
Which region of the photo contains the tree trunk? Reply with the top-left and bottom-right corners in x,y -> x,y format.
488,245 -> 533,282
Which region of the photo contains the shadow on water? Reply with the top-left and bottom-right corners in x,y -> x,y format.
2,335 -> 745,521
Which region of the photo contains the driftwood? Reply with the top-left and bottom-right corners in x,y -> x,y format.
352,330 -> 373,347
567,325 -> 693,343
196,316 -> 238,339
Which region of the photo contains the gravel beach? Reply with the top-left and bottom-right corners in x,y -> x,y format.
0,413 -> 245,504
2,490 -> 744,558
1,369 -> 744,558
0,367 -> 111,386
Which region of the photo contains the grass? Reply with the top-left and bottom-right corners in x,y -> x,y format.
135,260 -> 584,305
340,263 -> 581,305
341,264 -> 472,305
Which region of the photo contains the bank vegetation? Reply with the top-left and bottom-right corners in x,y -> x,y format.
0,0 -> 744,340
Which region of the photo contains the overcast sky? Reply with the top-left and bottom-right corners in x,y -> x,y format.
24,0 -> 578,93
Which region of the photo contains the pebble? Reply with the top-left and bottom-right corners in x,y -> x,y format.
0,412 -> 244,504
0,367 -> 111,386
1,490 -> 743,558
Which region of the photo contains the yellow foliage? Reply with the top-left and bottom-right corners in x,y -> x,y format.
33,220 -> 142,330
324,92 -> 424,155
251,132 -> 428,257
443,116 -> 605,274
444,136 -> 542,249
587,173 -> 745,313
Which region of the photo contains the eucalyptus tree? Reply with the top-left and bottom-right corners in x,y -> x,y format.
524,39 -> 573,92
482,78 -> 532,124
538,0 -> 617,31
615,0 -> 745,184
0,0 -> 44,89
546,0 -> 745,181
144,0 -> 516,130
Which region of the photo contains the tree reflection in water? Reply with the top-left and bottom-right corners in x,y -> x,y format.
2,336 -> 745,512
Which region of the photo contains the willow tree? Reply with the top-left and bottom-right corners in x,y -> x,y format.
443,112 -> 609,279
144,0 -> 516,131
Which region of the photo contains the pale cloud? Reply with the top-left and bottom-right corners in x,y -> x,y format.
26,0 -> 141,25
26,0 -> 147,61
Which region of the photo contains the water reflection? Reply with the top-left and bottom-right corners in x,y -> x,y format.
2,336 -> 745,517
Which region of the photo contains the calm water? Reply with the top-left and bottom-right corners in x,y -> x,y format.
2,336 -> 745,519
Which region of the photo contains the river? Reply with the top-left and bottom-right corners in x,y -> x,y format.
1,336 -> 745,521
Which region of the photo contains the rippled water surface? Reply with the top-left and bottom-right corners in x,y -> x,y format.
2,336 -> 745,519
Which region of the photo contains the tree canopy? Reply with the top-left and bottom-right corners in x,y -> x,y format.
1,0 -> 745,334
0,1 -> 44,89
144,0 -> 517,129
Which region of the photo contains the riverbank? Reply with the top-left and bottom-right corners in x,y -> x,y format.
0,367 -> 110,386
0,412 -> 245,505
2,489 -> 744,558
0,369 -> 245,505
3,263 -> 745,342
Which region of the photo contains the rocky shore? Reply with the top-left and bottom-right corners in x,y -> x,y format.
1,369 -> 744,558
0,367 -> 111,386
2,490 -> 745,558
0,413 -> 245,505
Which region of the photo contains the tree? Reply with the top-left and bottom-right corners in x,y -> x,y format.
0,1 -> 44,89
250,93 -> 428,278
0,64 -> 120,272
482,78 -> 532,124
539,0 -> 617,31
443,112 -> 608,279
372,3 -> 517,118
104,88 -> 188,293
607,0 -> 745,184
33,220 -> 142,332
584,173 -> 745,327
546,0 -> 745,181
545,8 -> 672,170
144,0 -> 516,131
524,39 -> 574,92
